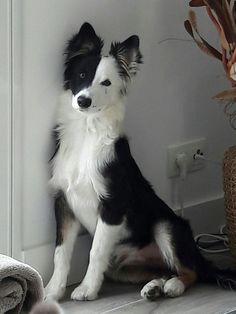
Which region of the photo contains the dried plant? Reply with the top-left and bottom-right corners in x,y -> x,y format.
185,0 -> 236,128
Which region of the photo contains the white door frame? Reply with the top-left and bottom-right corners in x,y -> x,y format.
11,0 -> 24,261
0,0 -> 12,256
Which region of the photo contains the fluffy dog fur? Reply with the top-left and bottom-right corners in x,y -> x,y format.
45,22 -> 236,302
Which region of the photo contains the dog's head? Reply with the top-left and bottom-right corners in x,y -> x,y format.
64,22 -> 142,114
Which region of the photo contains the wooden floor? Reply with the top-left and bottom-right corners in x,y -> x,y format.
61,281 -> 236,314
60,253 -> 236,314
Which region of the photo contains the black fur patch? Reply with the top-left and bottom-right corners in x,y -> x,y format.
64,22 -> 103,91
64,55 -> 101,95
101,137 -> 176,247
49,126 -> 60,162
54,191 -> 75,246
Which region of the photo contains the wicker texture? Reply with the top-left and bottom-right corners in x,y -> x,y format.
223,146 -> 236,259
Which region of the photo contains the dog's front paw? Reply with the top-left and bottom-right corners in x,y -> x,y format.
71,283 -> 98,301
44,281 -> 66,301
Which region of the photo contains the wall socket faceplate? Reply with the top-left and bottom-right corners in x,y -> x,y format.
168,138 -> 206,178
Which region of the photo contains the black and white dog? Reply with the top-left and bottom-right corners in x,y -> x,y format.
45,22 -> 236,302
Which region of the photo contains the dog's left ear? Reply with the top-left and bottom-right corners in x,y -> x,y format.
109,35 -> 143,79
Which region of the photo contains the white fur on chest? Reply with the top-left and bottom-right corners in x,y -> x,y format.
50,91 -> 124,235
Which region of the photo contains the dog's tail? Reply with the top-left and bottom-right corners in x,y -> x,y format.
196,252 -> 236,290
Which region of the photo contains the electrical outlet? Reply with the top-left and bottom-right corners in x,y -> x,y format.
168,138 -> 206,178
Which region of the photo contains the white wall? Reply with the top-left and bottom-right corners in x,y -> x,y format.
124,0 -> 236,210
124,2 -> 236,210
13,0 -> 236,258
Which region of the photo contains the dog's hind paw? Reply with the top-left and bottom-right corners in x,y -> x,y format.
141,279 -> 166,301
163,277 -> 185,298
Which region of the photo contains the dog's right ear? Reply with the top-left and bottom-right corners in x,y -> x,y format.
65,22 -> 103,62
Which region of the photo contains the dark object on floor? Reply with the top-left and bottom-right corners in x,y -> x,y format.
29,301 -> 63,314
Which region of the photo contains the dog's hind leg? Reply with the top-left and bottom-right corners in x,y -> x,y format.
141,220 -> 197,301
45,192 -> 80,301
106,265 -> 163,284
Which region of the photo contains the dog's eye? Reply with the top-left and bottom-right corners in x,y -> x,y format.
101,79 -> 111,86
80,73 -> 86,79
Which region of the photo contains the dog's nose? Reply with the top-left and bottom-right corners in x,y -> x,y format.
77,96 -> 92,109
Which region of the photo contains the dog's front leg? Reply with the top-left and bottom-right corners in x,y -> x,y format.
71,217 -> 123,301
45,193 -> 80,301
